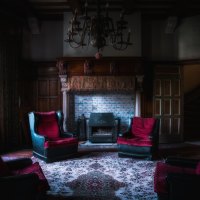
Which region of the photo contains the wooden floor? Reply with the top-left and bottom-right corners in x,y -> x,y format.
1,142 -> 200,161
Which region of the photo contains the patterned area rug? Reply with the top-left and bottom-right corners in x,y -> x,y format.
32,152 -> 158,200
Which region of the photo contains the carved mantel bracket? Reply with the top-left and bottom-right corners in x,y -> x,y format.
57,60 -> 68,131
136,75 -> 144,92
135,75 -> 144,117
56,60 -> 68,75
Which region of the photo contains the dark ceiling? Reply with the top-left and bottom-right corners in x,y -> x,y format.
1,0 -> 200,21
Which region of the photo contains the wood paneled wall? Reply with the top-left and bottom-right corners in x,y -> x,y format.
35,62 -> 61,111
0,29 -> 22,152
19,61 -> 61,147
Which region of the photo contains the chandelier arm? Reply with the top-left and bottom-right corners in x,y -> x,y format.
68,40 -> 82,48
65,0 -> 132,53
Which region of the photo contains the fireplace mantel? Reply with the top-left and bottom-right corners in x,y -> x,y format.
56,56 -> 144,76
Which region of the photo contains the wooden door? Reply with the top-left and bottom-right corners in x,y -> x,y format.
153,65 -> 183,143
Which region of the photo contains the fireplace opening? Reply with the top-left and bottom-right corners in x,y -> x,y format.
88,113 -> 119,143
92,127 -> 113,136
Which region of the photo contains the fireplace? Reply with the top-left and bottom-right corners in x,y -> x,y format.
57,57 -> 144,138
88,113 -> 118,143
74,93 -> 134,140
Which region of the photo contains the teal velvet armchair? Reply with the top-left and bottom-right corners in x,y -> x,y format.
117,117 -> 160,160
28,111 -> 78,163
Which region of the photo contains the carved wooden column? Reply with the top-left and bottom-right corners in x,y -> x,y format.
135,75 -> 144,117
57,60 -> 68,131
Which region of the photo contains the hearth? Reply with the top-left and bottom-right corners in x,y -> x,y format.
88,113 -> 119,143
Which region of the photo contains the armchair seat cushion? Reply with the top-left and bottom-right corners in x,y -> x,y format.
154,161 -> 196,194
44,137 -> 78,148
117,137 -> 152,147
12,162 -> 50,192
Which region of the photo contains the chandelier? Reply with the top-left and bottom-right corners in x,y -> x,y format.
65,0 -> 132,52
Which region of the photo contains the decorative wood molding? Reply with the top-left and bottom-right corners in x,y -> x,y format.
136,75 -> 144,92
59,75 -> 68,92
66,76 -> 136,92
83,60 -> 93,75
56,60 -> 67,75
151,59 -> 200,65
56,57 -> 144,76
32,61 -> 58,77
179,59 -> 200,65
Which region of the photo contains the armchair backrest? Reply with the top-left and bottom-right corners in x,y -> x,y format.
32,111 -> 63,139
130,117 -> 157,139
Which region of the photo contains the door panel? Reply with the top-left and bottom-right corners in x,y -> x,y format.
162,118 -> 171,135
37,78 -> 61,111
38,80 -> 48,96
163,99 -> 171,115
38,98 -> 49,111
154,99 -> 161,115
173,79 -> 180,96
163,80 -> 171,96
172,118 -> 180,135
173,99 -> 180,115
49,80 -> 59,96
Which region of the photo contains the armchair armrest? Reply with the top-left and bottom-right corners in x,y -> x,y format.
28,112 -> 46,149
165,157 -> 199,168
32,132 -> 46,144
31,132 -> 46,156
5,158 -> 33,170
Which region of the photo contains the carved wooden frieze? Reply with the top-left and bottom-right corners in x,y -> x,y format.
65,76 -> 135,92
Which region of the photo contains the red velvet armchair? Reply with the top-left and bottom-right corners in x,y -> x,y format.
28,111 -> 78,163
154,157 -> 200,200
117,117 -> 159,160
0,156 -> 49,200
